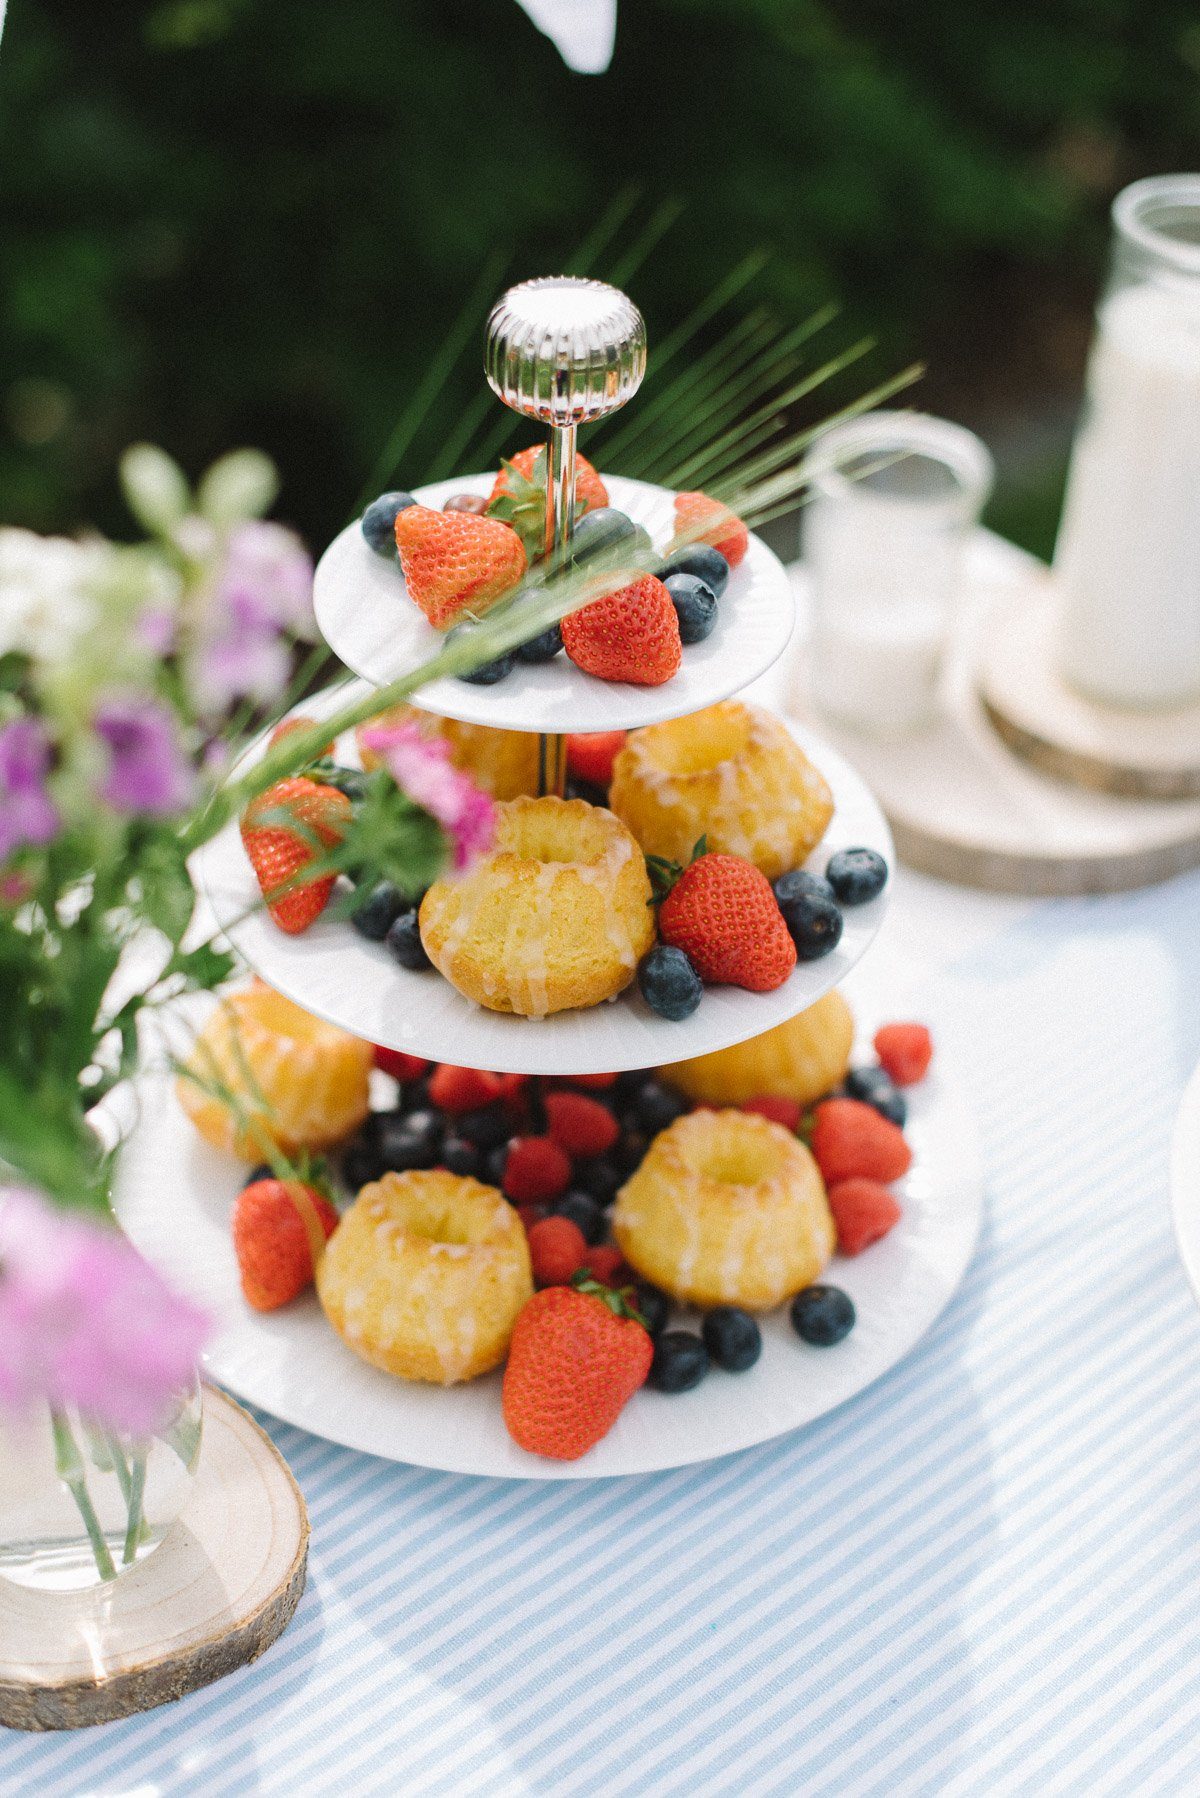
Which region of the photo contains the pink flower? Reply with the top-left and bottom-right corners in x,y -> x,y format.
94,693 -> 196,815
0,1189 -> 210,1437
219,521 -> 314,637
360,721 -> 495,870
0,717 -> 60,863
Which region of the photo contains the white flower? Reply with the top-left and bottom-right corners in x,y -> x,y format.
0,529 -> 109,665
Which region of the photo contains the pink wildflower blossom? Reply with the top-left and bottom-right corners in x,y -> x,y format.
359,721 -> 495,869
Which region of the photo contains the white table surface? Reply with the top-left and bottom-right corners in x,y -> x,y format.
8,579 -> 1200,1796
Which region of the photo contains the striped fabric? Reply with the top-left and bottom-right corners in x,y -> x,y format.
5,866 -> 1200,1796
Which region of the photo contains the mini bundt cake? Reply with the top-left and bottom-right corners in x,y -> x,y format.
176,981 -> 373,1161
419,795 -> 655,1017
613,1109 -> 835,1309
356,704 -> 541,802
609,701 -> 834,881
659,990 -> 854,1109
317,1169 -> 533,1384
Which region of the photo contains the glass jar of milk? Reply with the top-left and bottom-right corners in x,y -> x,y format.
1055,175 -> 1200,708
802,412 -> 994,736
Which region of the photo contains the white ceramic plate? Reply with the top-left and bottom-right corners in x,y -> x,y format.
113,1005 -> 982,1481
312,473 -> 796,733
190,691 -> 893,1075
1171,1058 -> 1200,1304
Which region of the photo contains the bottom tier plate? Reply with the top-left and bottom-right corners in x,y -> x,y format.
112,1000 -> 983,1482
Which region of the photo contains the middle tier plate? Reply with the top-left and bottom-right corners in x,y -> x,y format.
313,473 -> 796,733
191,691 -> 893,1075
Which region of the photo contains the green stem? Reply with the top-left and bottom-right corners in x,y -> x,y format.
123,1452 -> 147,1565
51,1411 -> 117,1582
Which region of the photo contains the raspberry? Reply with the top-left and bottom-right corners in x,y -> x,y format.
826,1178 -> 903,1255
810,1098 -> 912,1186
496,1072 -> 529,1107
429,1063 -> 505,1113
569,1072 -> 619,1091
373,1048 -> 429,1083
502,1136 -> 572,1203
566,731 -> 627,788
545,1091 -> 619,1159
741,1095 -> 802,1133
873,1023 -> 933,1087
528,1216 -> 589,1286
582,1244 -> 624,1284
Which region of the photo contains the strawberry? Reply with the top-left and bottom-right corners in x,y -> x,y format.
566,1071 -> 619,1091
673,490 -> 749,568
502,1281 -> 653,1460
502,1136 -> 572,1203
373,1047 -> 430,1083
874,1023 -> 934,1087
741,1094 -> 803,1133
527,1216 -> 589,1287
566,730 -> 628,788
826,1178 -> 903,1255
267,715 -> 335,761
657,853 -> 796,992
487,446 -> 608,558
428,1063 -> 505,1113
232,1178 -> 339,1311
809,1098 -> 912,1186
561,575 -> 682,686
240,776 -> 351,934
393,504 -> 527,629
545,1091 -> 619,1158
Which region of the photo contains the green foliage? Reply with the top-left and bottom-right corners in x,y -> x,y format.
1,1 -> 1197,549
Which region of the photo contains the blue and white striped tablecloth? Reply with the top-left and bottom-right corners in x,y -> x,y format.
5,867 -> 1200,1796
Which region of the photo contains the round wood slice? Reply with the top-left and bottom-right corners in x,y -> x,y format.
769,539 -> 1200,897
0,1386 -> 307,1731
978,576 -> 1200,800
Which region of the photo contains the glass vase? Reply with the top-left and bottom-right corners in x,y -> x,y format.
0,1377 -> 203,1592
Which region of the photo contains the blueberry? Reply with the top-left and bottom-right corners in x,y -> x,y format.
565,776 -> 609,807
638,945 -> 703,1021
441,1134 -> 483,1178
376,1109 -> 442,1173
649,1331 -> 710,1393
361,491 -> 415,555
614,1128 -> 649,1177
575,1156 -> 623,1206
243,1163 -> 273,1187
385,909 -> 431,970
569,507 -> 651,568
633,1079 -> 690,1135
614,1070 -> 646,1101
443,492 -> 487,514
460,649 -> 515,685
484,1142 -> 511,1188
826,847 -> 888,906
775,885 -> 843,962
458,1104 -> 512,1150
663,573 -> 718,645
660,544 -> 729,598
516,623 -> 563,663
350,880 -> 407,943
773,869 -> 836,909
790,1284 -> 856,1347
634,1284 -> 671,1337
551,1192 -> 607,1245
341,1139 -> 382,1192
702,1306 -> 762,1373
845,1066 -> 907,1127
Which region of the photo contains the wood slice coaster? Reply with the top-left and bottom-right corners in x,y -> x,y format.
978,575 -> 1200,800
770,538 -> 1200,897
0,1387 -> 308,1731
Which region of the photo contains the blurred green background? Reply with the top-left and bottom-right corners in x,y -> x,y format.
2,0 -> 1198,559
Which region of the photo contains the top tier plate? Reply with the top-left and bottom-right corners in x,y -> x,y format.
313,473 -> 796,734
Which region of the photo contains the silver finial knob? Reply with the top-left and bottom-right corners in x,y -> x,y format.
484,278 -> 646,564
484,277 -> 646,427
